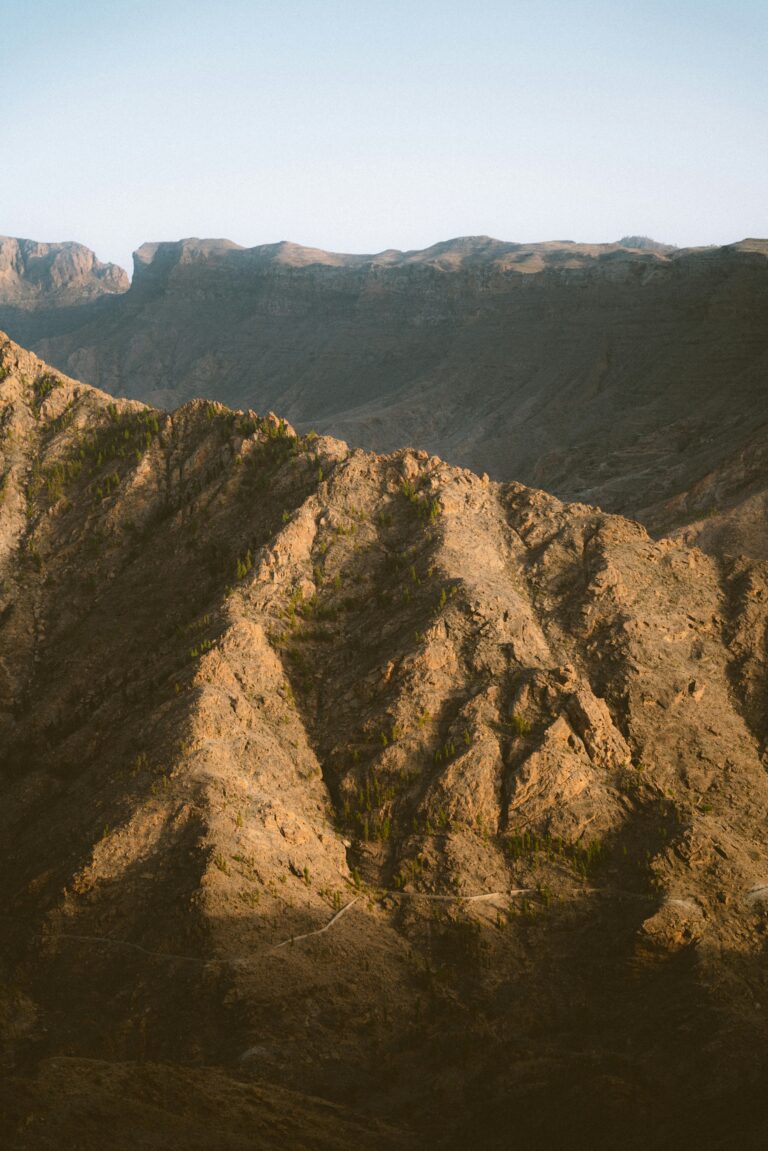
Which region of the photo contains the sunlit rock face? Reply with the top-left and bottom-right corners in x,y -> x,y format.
2,333 -> 768,1149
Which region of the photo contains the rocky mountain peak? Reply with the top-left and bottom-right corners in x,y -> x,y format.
0,236 -> 129,306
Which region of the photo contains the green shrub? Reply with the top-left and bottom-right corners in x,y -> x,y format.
32,373 -> 58,415
511,711 -> 531,736
236,549 -> 253,579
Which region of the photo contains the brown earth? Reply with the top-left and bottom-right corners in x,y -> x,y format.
2,333 -> 768,1149
1,235 -> 767,557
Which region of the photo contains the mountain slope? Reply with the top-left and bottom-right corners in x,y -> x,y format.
2,236 -> 767,556
640,418 -> 768,560
2,333 -> 768,1147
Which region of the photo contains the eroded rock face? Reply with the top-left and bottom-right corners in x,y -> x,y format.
2,333 -> 768,1149
0,236 -> 128,305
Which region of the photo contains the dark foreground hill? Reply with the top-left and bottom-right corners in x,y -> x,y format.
2,235 -> 768,557
2,333 -> 768,1148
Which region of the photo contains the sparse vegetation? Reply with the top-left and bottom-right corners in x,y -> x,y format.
29,405 -> 162,507
342,772 -> 397,842
236,548 -> 253,579
31,372 -> 59,416
504,830 -> 608,879
511,711 -> 531,737
400,477 -> 442,525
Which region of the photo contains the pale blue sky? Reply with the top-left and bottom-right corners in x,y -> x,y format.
2,0 -> 766,273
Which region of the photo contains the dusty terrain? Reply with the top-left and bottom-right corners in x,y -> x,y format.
2,234 -> 767,556
2,333 -> 768,1147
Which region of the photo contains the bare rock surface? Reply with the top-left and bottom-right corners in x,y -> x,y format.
0,236 -> 128,306
2,334 -> 768,1148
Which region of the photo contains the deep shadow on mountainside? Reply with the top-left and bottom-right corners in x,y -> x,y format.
2,233 -> 768,559
2,334 -> 768,1149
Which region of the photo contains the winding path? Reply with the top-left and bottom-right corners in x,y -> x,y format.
4,880 -> 715,969
271,895 -> 360,949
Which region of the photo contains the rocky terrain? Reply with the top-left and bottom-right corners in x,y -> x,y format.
2,234 -> 767,557
0,236 -> 128,309
2,332 -> 768,1148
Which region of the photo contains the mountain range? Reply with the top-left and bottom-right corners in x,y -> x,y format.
2,331 -> 768,1149
2,233 -> 768,559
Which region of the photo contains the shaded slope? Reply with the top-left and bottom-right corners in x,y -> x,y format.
640,418 -> 768,560
2,334 -> 768,1148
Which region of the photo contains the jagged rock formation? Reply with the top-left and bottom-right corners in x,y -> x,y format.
1,236 -> 767,557
2,333 -> 768,1148
0,236 -> 128,306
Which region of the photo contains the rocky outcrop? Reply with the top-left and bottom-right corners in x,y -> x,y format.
0,236 -> 128,305
2,334 -> 768,1149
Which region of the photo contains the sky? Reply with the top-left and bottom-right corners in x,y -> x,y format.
2,0 -> 766,274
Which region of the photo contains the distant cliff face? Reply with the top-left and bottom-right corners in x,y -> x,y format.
1,234 -> 767,555
3,333 -> 768,1149
0,236 -> 129,305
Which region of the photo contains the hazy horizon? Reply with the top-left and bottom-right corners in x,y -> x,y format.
3,0 -> 766,274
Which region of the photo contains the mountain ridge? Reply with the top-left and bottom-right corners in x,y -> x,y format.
2,333 -> 768,1148
1,233 -> 767,560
